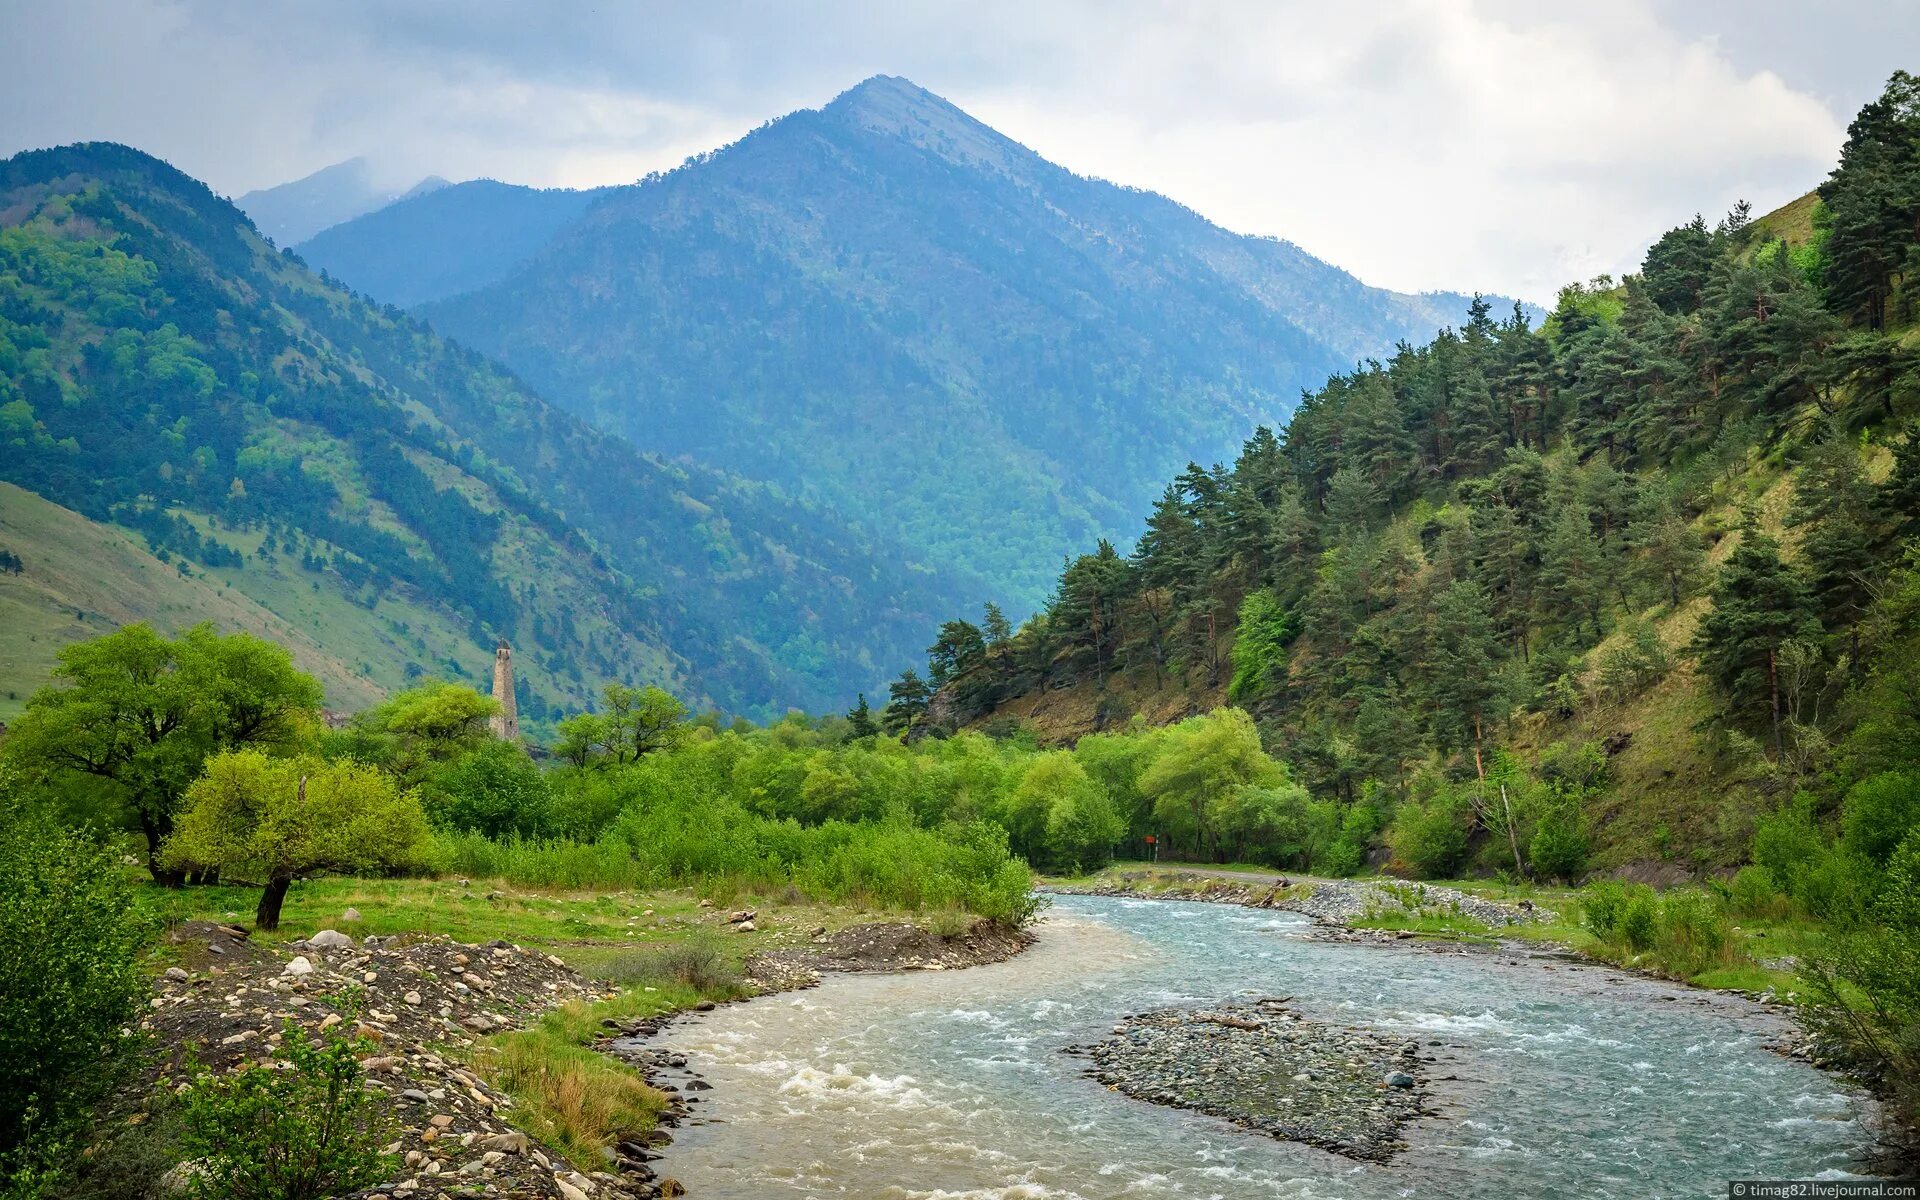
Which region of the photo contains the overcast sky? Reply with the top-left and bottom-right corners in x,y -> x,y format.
1,1 -> 1908,302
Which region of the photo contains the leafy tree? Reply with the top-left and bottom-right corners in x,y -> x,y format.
422,740 -> 553,840
1226,588 -> 1292,702
1693,525 -> 1819,753
360,680 -> 497,775
552,684 -> 688,766
0,624 -> 322,882
164,751 -> 432,930
1137,709 -> 1280,861
177,1020 -> 396,1200
0,798 -> 147,1191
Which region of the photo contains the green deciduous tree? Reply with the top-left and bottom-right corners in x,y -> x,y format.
1136,708 -> 1281,861
164,751 -> 432,930
0,624 -> 322,882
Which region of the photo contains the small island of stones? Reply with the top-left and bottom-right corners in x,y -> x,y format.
1064,998 -> 1431,1163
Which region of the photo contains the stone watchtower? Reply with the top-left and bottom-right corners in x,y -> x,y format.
489,640 -> 519,741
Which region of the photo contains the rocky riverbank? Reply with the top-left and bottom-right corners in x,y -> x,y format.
144,920 -> 660,1200
1065,998 -> 1432,1163
1047,870 -> 1542,931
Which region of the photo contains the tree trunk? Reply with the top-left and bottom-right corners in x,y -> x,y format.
1768,646 -> 1783,758
256,875 -> 292,931
1499,783 -> 1529,880
139,811 -> 185,888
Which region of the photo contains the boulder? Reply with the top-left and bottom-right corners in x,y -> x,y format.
479,1131 -> 528,1154
281,956 -> 314,977
1384,1071 -> 1415,1089
342,907 -> 363,922
308,929 -> 354,950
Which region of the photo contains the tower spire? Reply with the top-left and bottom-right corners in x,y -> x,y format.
490,640 -> 519,740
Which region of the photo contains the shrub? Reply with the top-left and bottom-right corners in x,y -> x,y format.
1801,831 -> 1920,1130
0,806 -> 148,1192
1618,890 -> 1660,953
1386,797 -> 1469,879
1528,809 -> 1591,882
1840,770 -> 1920,863
1727,865 -> 1788,919
1581,880 -> 1632,939
176,1021 -> 395,1200
1655,889 -> 1732,976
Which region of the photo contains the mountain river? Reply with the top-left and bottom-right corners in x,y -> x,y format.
647,893 -> 1875,1199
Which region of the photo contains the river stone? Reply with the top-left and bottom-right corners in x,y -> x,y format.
309,929 -> 354,950
281,956 -> 314,977
1385,1071 -> 1415,1088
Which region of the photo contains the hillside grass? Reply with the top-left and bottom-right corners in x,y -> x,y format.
0,483 -> 383,720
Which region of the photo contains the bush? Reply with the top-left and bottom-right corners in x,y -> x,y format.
1840,770 -> 1920,863
0,807 -> 148,1192
1528,809 -> 1591,882
1581,880 -> 1633,939
1655,889 -> 1732,976
1618,890 -> 1660,954
177,1021 -> 395,1200
1386,796 -> 1469,879
1801,831 -> 1920,1129
1727,865 -> 1788,919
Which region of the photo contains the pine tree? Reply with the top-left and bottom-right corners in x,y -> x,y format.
1421,579 -> 1509,776
981,602 -> 1013,647
1693,525 -> 1819,753
882,669 -> 932,736
845,693 -> 878,739
1790,434 -> 1884,625
1641,215 -> 1716,314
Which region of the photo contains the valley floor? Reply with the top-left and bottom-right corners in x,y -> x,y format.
112,877 -> 1029,1200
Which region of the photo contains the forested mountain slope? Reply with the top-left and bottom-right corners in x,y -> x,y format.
417,75 -> 1528,609
902,72 -> 1920,879
295,179 -> 616,307
0,143 -> 960,721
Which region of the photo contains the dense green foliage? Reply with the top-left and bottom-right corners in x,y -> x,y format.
0,141 -> 960,719
904,70 -> 1920,1128
0,796 -> 148,1195
165,752 -> 433,929
0,624 -> 321,880
415,76 -> 1521,609
176,1022 -> 395,1200
915,73 -> 1920,872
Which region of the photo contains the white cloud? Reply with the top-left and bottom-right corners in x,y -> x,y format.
0,0 -> 1861,300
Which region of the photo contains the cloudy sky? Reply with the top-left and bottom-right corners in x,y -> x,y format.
1,1 -> 1907,301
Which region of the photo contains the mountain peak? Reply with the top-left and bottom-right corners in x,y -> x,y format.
822,75 -> 1026,172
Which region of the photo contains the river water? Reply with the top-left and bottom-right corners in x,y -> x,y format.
650,894 -> 1874,1199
